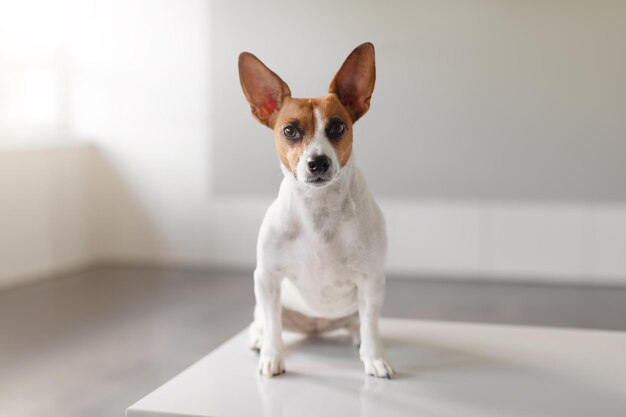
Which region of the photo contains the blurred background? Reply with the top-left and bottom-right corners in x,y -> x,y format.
0,0 -> 625,416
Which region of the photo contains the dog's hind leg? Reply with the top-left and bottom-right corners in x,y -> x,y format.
249,303 -> 264,351
281,307 -> 318,333
345,314 -> 361,348
282,308 -> 360,346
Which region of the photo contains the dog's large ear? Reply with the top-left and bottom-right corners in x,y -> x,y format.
239,52 -> 291,128
328,43 -> 376,122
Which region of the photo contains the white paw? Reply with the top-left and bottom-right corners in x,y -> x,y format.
258,355 -> 285,377
362,357 -> 395,379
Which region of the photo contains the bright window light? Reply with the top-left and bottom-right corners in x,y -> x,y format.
0,0 -> 65,137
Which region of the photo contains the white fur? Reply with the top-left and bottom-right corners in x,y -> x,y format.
294,109 -> 340,183
252,112 -> 394,379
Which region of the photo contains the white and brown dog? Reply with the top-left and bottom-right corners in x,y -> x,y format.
239,42 -> 394,379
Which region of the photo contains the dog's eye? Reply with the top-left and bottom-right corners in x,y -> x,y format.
282,125 -> 301,140
326,119 -> 345,140
330,123 -> 344,135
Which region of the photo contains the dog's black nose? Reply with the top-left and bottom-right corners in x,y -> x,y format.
307,155 -> 331,174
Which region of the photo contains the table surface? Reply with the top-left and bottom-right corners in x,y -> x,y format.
127,318 -> 626,417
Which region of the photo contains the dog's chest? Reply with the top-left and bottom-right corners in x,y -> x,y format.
278,201 -> 364,317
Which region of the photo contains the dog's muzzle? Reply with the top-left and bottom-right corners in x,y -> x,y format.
304,155 -> 334,185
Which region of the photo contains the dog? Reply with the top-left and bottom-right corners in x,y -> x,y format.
238,42 -> 394,379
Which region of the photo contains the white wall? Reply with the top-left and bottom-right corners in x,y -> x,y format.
0,143 -> 94,289
2,0 -> 625,288
65,0 -> 625,283
66,0 -> 270,269
211,0 -> 626,200
383,200 -> 626,284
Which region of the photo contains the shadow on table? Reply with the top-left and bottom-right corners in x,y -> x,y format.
252,332 -> 625,417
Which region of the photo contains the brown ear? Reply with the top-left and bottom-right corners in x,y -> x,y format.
328,43 -> 376,122
238,52 -> 291,128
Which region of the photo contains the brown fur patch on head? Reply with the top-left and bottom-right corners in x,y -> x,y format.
273,95 -> 354,173
272,97 -> 314,174
314,94 -> 353,167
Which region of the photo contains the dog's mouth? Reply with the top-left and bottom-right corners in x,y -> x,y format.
304,176 -> 331,186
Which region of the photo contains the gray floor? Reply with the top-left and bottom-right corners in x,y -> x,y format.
0,266 -> 625,417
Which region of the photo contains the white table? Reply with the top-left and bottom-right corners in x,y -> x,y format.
127,319 -> 626,417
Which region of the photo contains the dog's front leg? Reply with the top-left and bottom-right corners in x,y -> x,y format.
254,267 -> 285,377
358,275 -> 395,379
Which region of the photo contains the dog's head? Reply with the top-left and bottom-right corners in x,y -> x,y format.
238,43 -> 375,187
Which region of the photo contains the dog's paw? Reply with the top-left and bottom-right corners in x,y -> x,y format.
258,355 -> 285,378
362,357 -> 394,379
